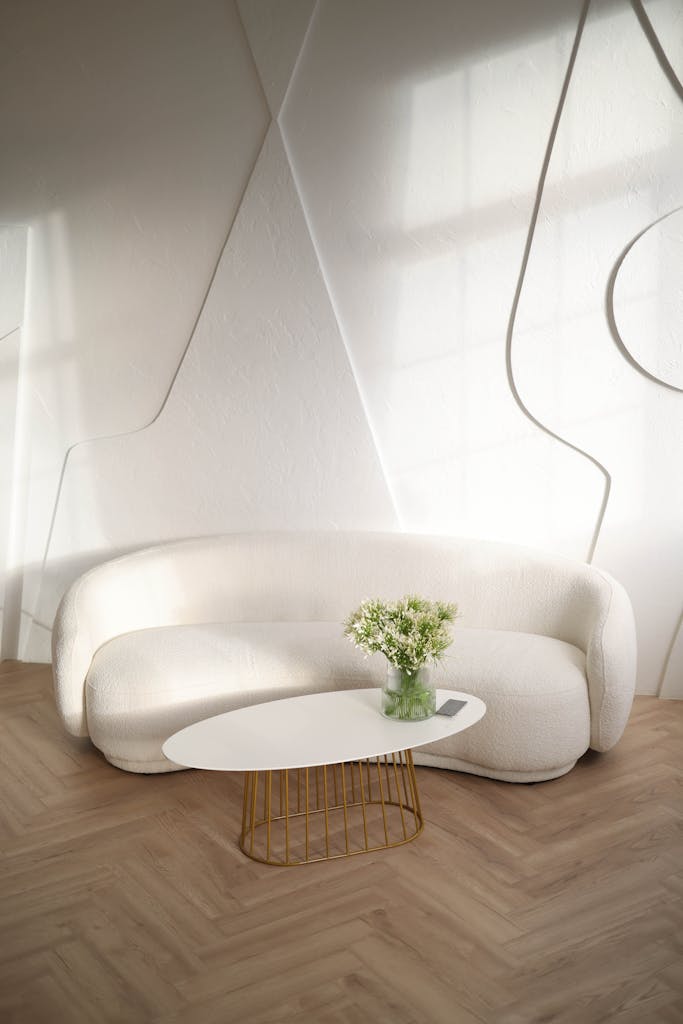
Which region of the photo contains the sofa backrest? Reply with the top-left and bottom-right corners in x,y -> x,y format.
52,531 -> 636,751
65,530 -> 609,636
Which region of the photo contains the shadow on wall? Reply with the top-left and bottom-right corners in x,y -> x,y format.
283,0 -> 620,553
6,546 -> 143,662
281,0 -> 682,692
1,0 -> 680,702
0,0 -> 270,659
0,211 -> 83,661
27,0 -> 624,581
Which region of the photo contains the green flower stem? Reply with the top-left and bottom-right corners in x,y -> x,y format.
382,669 -> 436,721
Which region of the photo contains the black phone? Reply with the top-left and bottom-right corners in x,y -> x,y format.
436,698 -> 468,717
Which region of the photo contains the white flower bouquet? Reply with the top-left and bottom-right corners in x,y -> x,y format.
344,595 -> 457,720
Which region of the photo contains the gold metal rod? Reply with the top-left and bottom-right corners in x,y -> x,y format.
350,759 -> 356,803
323,764 -> 330,859
242,830 -> 422,867
332,762 -> 339,806
297,768 -> 301,814
358,759 -> 370,850
237,753 -> 426,865
315,764 -> 320,810
340,760 -> 350,855
397,749 -> 412,811
405,749 -> 422,832
391,753 -> 408,840
241,772 -> 251,845
399,749 -> 419,838
249,772 -> 259,856
284,769 -> 290,865
375,757 -> 390,845
266,770 -> 272,861
305,767 -> 310,862
383,754 -> 394,803
405,749 -> 421,827
279,770 -> 284,817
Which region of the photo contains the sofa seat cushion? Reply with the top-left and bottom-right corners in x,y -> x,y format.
85,622 -> 590,776
86,622 -> 380,770
418,628 -> 591,780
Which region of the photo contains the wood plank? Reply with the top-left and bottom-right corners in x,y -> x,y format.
1,663 -> 681,1023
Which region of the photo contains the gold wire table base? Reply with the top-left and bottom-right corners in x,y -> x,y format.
239,749 -> 423,866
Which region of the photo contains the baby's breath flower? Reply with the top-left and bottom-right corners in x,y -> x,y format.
343,595 -> 457,674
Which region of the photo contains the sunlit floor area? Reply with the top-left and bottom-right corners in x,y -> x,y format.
1,661 -> 681,1024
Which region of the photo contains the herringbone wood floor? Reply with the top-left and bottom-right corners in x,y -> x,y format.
1,662 -> 681,1024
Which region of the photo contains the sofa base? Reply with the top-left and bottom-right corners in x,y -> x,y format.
413,751 -> 579,783
104,754 -> 187,774
102,747 -> 578,784
87,622 -> 593,785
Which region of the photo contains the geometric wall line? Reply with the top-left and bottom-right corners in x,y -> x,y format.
631,0 -> 683,99
504,0 -> 611,565
239,0 -> 404,526
19,4 -> 274,660
3,0 -> 679,697
38,126 -> 274,581
277,15 -> 405,528
659,608 -> 683,698
237,0 -> 317,118
37,120 -> 273,573
607,207 -> 683,393
514,0 -> 683,694
32,119 -> 398,643
282,0 -> 604,558
3,0 -> 273,660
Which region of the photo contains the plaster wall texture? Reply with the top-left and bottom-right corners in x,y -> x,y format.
0,226 -> 27,646
39,121 -> 396,625
0,0 -> 680,696
0,0 -> 270,654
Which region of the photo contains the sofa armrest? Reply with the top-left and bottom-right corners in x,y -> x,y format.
50,531 -> 639,749
52,577 -> 96,738
51,535 -> 264,736
51,542 -> 204,738
585,570 -> 637,751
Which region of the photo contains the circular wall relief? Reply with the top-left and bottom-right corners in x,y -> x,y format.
612,208 -> 683,392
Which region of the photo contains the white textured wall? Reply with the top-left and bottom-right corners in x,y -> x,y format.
0,0 -> 271,655
0,225 -> 27,649
0,0 -> 680,696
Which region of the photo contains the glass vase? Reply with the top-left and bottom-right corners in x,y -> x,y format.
382,664 -> 436,721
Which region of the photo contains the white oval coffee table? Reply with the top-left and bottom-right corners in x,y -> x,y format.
163,688 -> 486,866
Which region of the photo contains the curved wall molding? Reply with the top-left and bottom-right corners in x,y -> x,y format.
38,0 -> 320,591
8,0 -> 681,698
278,1 -> 403,527
504,0 -> 611,565
37,0 -> 396,644
282,0 -> 605,558
631,0 -> 683,100
34,120 -> 397,636
237,0 -> 317,118
38,123 -> 273,580
607,207 -> 683,393
510,0 -> 683,695
2,0 -> 271,659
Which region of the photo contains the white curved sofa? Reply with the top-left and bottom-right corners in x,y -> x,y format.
52,532 -> 637,783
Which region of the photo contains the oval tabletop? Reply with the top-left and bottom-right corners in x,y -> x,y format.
162,688 -> 486,772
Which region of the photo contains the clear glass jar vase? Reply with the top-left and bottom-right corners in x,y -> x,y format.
382,664 -> 436,721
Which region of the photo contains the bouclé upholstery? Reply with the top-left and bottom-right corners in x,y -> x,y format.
52,531 -> 637,782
